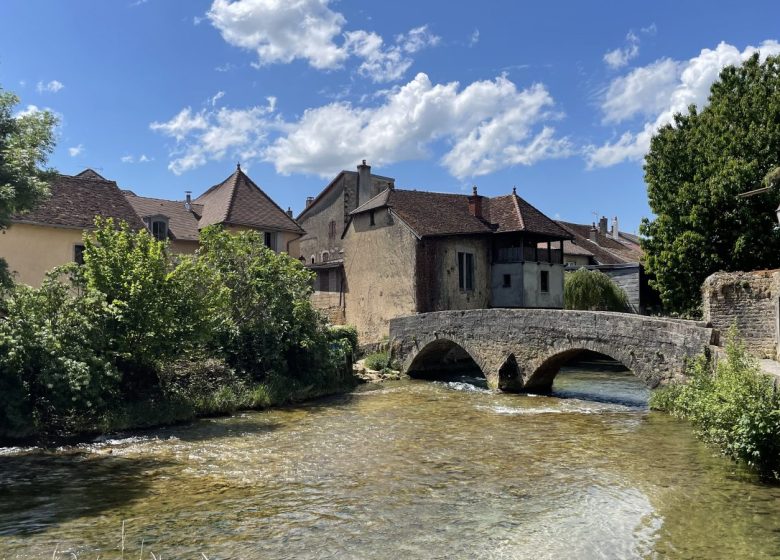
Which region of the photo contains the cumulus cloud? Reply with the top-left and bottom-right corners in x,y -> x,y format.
588,40 -> 780,168
68,144 -> 84,157
151,73 -> 570,178
206,0 -> 439,81
121,153 -> 154,164
36,80 -> 64,93
604,32 -> 640,70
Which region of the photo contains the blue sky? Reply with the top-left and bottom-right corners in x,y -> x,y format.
2,0 -> 779,233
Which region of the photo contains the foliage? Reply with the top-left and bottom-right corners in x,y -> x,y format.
328,325 -> 359,355
0,86 -> 58,285
0,267 -> 118,437
364,351 -> 396,372
198,226 -> 324,380
641,54 -> 780,315
564,268 -> 629,312
650,332 -> 780,481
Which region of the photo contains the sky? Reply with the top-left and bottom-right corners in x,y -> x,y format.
2,0 -> 780,233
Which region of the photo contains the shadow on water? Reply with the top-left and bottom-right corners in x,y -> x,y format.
0,451 -> 175,536
551,352 -> 650,408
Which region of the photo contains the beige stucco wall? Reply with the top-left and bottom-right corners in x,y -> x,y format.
418,236 -> 491,311
522,262 -> 565,308
170,240 -> 199,254
0,222 -> 85,287
564,254 -> 591,266
342,210 -> 418,344
223,225 -> 300,254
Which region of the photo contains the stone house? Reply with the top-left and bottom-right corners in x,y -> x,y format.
553,216 -> 658,313
340,183 -> 572,343
295,161 -> 395,323
0,165 -> 303,286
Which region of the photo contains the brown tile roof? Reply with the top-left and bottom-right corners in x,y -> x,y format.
195,166 -> 304,233
12,173 -> 145,230
75,168 -> 107,180
351,188 -> 571,239
556,221 -> 644,264
124,194 -> 201,241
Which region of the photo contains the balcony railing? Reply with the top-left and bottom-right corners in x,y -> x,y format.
495,247 -> 562,264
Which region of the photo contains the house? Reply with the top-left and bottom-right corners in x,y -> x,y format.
552,216 -> 658,313
0,169 -> 145,286
334,179 -> 571,343
295,160 -> 395,323
0,165 -> 303,286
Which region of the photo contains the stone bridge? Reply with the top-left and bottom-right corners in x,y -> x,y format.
389,309 -> 716,392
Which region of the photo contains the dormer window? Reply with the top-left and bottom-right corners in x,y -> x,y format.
144,215 -> 169,242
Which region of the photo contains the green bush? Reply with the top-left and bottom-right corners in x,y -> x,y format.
650,333 -> 780,481
364,351 -> 392,372
564,268 -> 629,312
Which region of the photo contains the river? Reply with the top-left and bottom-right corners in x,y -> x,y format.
1,366 -> 779,559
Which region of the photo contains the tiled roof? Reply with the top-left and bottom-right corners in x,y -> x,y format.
555,221 -> 644,264
124,193 -> 201,241
12,173 -> 145,230
351,188 -> 571,239
75,168 -> 107,180
195,167 -> 304,233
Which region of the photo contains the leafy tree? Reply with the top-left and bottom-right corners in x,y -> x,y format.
564,268 -> 629,312
642,54 -> 780,315
0,87 -> 57,285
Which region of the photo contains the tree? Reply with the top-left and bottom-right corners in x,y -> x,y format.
642,54 -> 780,316
0,87 -> 58,286
564,268 -> 628,312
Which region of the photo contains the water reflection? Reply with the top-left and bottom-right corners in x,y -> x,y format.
1,367 -> 779,559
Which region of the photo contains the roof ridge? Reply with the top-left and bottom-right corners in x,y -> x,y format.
511,193 -> 525,230
235,171 -> 303,231
222,169 -> 242,224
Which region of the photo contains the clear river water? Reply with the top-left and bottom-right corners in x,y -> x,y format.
1,366 -> 780,559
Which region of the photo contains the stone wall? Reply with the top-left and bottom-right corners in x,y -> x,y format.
702,269 -> 780,359
390,309 -> 715,392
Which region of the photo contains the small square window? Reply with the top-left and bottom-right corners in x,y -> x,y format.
540,270 -> 549,293
503,274 -> 511,288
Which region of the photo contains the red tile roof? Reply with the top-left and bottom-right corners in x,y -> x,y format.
124,194 -> 202,241
351,188 -> 571,239
195,166 -> 304,233
12,173 -> 145,230
555,221 -> 644,264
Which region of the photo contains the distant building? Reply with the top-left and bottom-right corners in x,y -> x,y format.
553,216 -> 657,313
0,165 -> 303,286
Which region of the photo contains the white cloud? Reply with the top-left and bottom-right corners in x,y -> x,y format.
588,40 -> 780,168
604,31 -> 640,70
206,0 -> 438,82
207,0 -> 348,70
121,153 -> 154,164
151,73 -> 569,178
139,154 -> 153,162
36,80 -> 64,94
211,91 -> 226,106
121,155 -> 135,163
68,144 -> 84,157
469,29 -> 480,47
14,104 -> 42,117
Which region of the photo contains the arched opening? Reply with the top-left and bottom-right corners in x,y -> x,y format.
527,349 -> 649,407
407,339 -> 486,388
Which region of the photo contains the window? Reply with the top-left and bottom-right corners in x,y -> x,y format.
540,270 -> 549,293
264,232 -> 275,250
150,219 -> 167,241
369,210 -> 376,226
328,220 -> 337,239
318,270 -> 330,292
458,251 -> 475,291
322,251 -> 329,263
503,274 -> 511,288
74,244 -> 85,266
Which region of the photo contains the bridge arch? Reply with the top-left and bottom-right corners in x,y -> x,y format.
405,337 -> 486,380
523,341 -> 654,393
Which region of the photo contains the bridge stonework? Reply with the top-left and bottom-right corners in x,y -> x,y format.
389,309 -> 716,392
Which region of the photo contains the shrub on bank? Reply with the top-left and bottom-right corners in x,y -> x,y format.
0,221 -> 355,440
650,334 -> 780,481
564,268 -> 629,312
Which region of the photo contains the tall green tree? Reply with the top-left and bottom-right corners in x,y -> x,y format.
642,54 -> 780,316
0,87 -> 57,286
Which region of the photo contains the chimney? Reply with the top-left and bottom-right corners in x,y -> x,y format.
468,185 -> 483,219
612,216 -> 619,240
357,159 -> 371,206
589,223 -> 598,243
598,215 -> 608,235
286,207 -> 293,218
184,191 -> 192,211
306,196 -> 314,208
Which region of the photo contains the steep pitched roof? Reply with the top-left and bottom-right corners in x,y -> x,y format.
12,173 -> 145,230
124,193 -> 201,241
351,188 -> 571,239
195,166 -> 304,233
75,168 -> 107,180
556,221 -> 644,264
